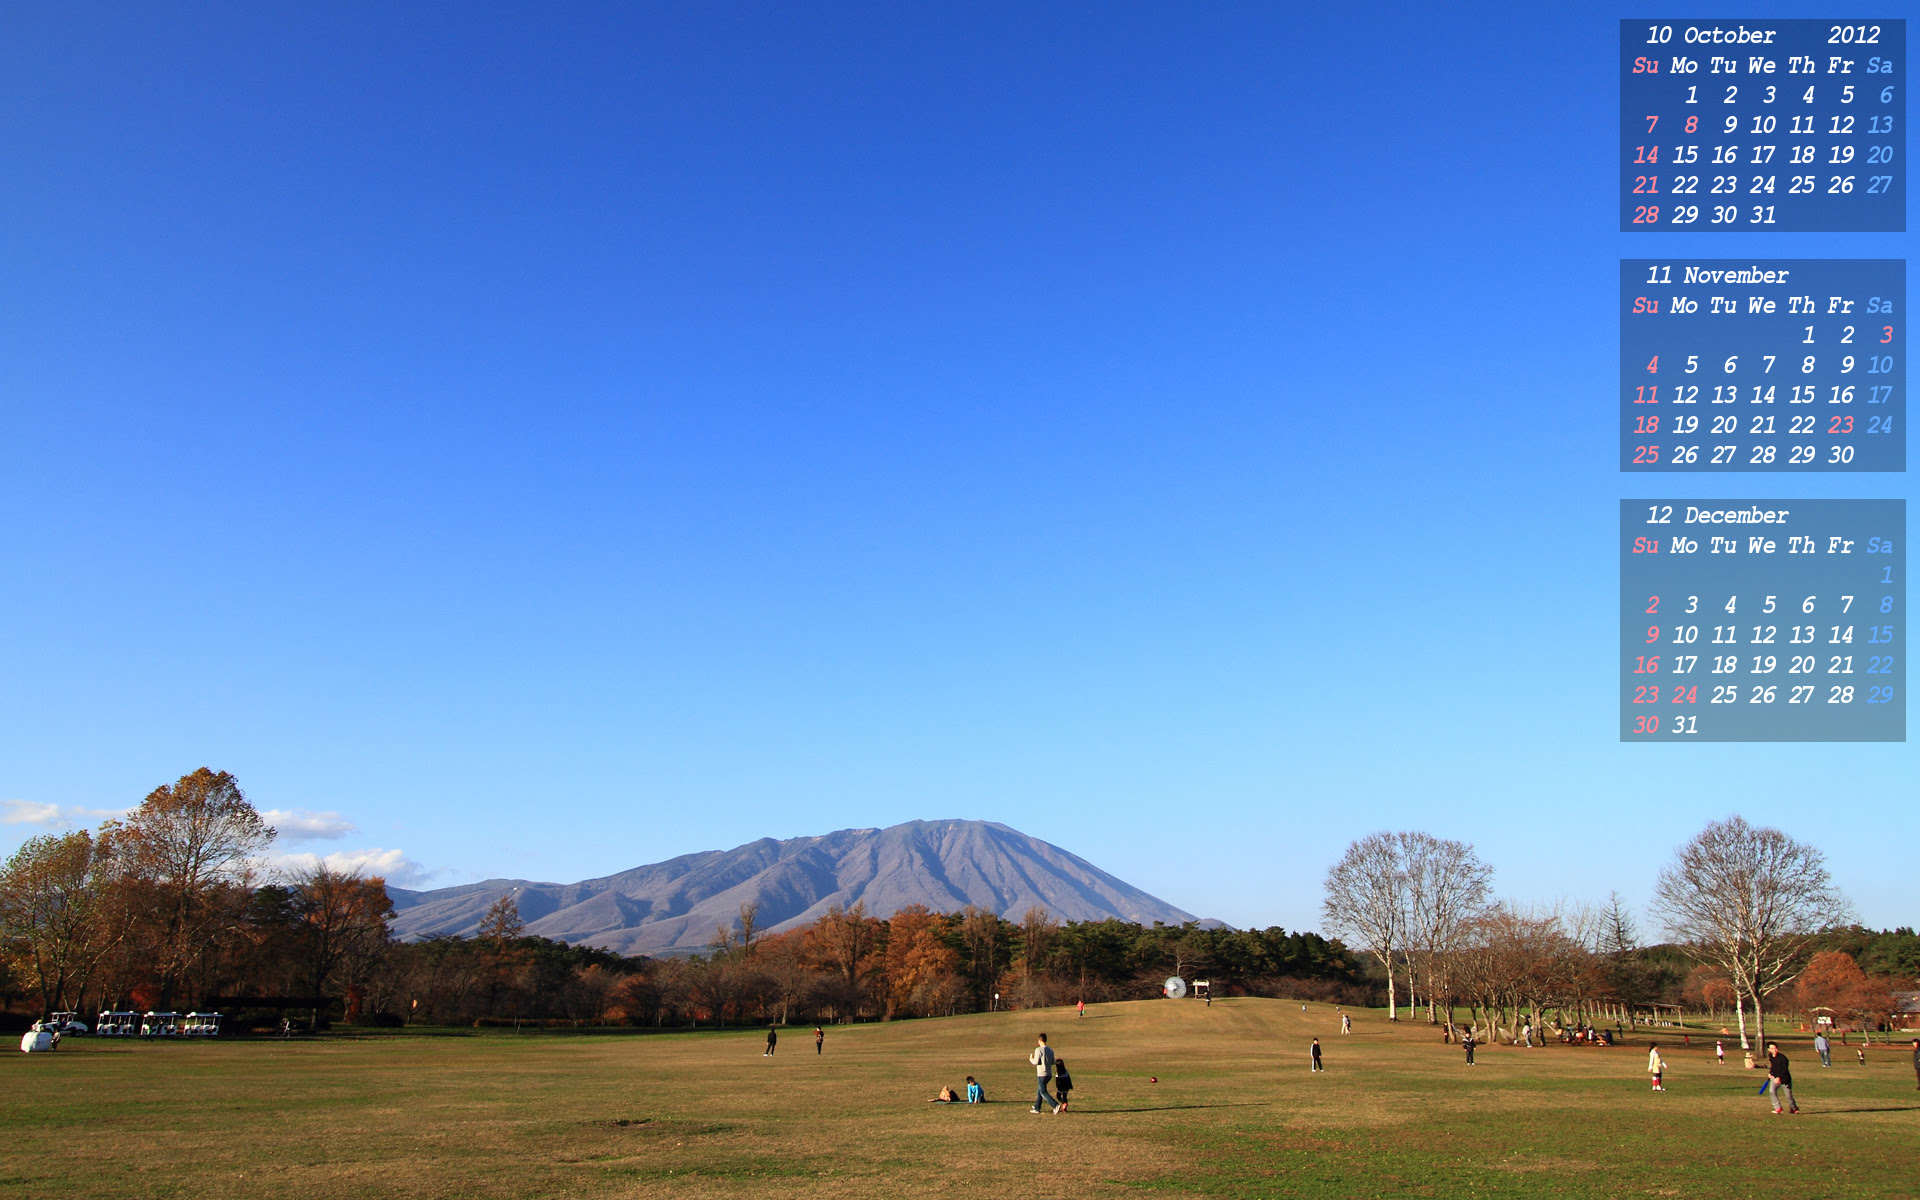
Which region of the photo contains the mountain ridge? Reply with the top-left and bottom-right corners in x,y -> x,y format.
388,819 -> 1198,955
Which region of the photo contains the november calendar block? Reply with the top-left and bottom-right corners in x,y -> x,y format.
1621,259 -> 1904,472
1622,499 -> 1904,741
1622,19 -> 1905,232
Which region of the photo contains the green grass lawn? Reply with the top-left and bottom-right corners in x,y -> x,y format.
4,998 -> 1916,1199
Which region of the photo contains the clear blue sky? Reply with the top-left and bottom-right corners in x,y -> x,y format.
2,3 -> 1910,932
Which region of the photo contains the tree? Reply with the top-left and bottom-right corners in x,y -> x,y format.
883,906 -> 960,1018
1398,832 -> 1492,1024
479,893 -> 525,946
288,864 -> 395,1029
0,831 -> 122,1013
1322,833 -> 1407,1019
804,903 -> 881,1016
119,768 -> 274,1006
1681,964 -> 1736,1017
1652,816 -> 1850,1049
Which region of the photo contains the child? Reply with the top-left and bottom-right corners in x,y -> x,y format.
965,1076 -> 983,1103
1052,1059 -> 1073,1113
1715,1040 -> 1725,1065
1647,1043 -> 1666,1091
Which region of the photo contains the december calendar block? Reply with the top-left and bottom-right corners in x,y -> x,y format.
1622,500 -> 1904,741
1621,259 -> 1904,473
1622,19 -> 1905,232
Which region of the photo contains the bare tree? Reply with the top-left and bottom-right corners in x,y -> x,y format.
1322,833 -> 1407,1020
737,902 -> 760,957
1651,816 -> 1850,1050
1398,832 -> 1492,1026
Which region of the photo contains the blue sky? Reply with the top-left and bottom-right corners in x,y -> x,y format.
2,3 -> 1910,932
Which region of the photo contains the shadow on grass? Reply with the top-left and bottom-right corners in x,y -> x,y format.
1078,1102 -> 1273,1114
1798,1105 -> 1920,1115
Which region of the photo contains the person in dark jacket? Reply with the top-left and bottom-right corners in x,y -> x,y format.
814,1027 -> 824,1055
1311,1038 -> 1324,1072
1765,1043 -> 1798,1114
1463,1031 -> 1477,1066
1052,1059 -> 1073,1112
764,1026 -> 777,1056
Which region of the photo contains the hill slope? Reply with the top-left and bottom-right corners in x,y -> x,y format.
388,819 -> 1196,955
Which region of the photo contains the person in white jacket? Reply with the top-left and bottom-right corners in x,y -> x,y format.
1029,1033 -> 1058,1114
1647,1043 -> 1666,1091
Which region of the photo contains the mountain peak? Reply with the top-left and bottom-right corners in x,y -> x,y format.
389,819 -> 1195,954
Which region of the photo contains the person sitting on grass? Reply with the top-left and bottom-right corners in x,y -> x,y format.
965,1076 -> 983,1103
929,1085 -> 960,1103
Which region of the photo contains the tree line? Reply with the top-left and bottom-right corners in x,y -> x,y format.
1,768 -> 1368,1030
1321,817 -> 1915,1048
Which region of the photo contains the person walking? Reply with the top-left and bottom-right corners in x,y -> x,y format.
1765,1042 -> 1798,1114
1910,1039 -> 1919,1089
1716,1040 -> 1725,1065
1053,1059 -> 1073,1112
1521,1020 -> 1532,1048
1310,1038 -> 1324,1072
1077,999 -> 1085,1019
1029,1032 -> 1058,1114
1647,1042 -> 1666,1091
1815,1030 -> 1832,1067
1463,1030 -> 1477,1066
814,1026 -> 824,1055
764,1026 -> 778,1057
1342,1013 -> 1353,1036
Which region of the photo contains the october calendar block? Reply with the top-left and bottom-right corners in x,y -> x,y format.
1621,259 -> 1904,472
1622,499 -> 1904,741
1622,19 -> 1905,232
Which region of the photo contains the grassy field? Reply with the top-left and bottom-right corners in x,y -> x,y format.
4,998 -> 1918,1199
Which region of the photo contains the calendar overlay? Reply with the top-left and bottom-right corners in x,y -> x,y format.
1622,19 -> 1905,232
1622,500 -> 1904,741
1621,259 -> 1905,473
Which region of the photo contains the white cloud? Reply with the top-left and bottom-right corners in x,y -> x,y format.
1,799 -> 125,829
266,846 -> 429,887
262,808 -> 358,845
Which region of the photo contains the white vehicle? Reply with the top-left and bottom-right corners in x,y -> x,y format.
96,1011 -> 141,1037
46,1011 -> 88,1035
182,1012 -> 223,1037
19,1029 -> 57,1053
140,1011 -> 182,1038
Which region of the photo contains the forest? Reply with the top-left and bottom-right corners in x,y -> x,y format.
5,771 -> 1913,1036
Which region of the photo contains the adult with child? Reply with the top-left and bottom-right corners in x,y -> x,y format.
1647,1043 -> 1666,1092
1029,1032 -> 1058,1114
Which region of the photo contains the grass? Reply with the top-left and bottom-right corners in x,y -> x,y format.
4,998 -> 1918,1199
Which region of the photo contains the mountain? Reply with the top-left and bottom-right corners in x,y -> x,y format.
387,819 -> 1197,955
